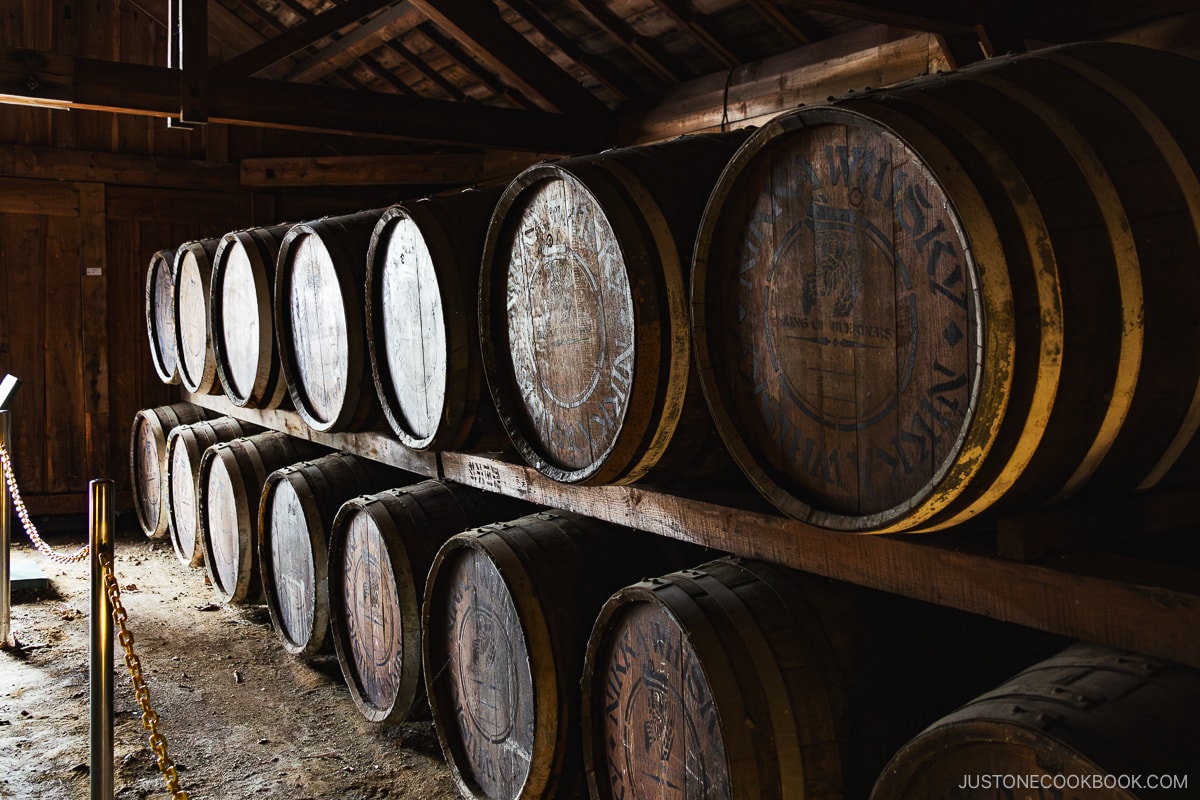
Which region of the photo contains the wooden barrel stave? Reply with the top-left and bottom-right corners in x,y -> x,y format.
165,416 -> 261,567
259,451 -> 413,660
422,510 -> 701,800
367,188 -> 507,452
275,210 -> 385,433
870,642 -> 1200,799
173,237 -> 223,395
583,557 -> 1069,800
691,42 -> 1200,532
198,431 -> 325,604
129,403 -> 213,539
145,248 -> 181,385
211,224 -> 293,409
329,480 -> 533,724
479,134 -> 745,486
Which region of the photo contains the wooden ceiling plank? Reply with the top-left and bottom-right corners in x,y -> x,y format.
568,0 -> 691,83
646,0 -> 742,67
500,0 -> 640,101
743,0 -> 828,45
388,36 -> 470,101
212,0 -> 403,79
168,0 -> 209,126
416,22 -> 539,110
0,49 -> 613,152
357,52 -> 419,95
284,2 -> 425,82
406,0 -> 610,120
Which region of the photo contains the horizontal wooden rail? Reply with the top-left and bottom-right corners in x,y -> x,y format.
186,390 -> 1200,670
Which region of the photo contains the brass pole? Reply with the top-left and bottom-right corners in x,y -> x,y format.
0,410 -> 10,648
89,478 -> 114,800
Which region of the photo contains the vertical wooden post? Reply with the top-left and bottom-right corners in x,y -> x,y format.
168,0 -> 209,128
78,184 -> 110,483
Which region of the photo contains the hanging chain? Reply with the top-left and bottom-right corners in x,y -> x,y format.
1,442 -> 188,797
0,444 -> 89,564
99,551 -> 189,800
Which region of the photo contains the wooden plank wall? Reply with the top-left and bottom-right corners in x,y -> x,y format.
0,1 -> 404,513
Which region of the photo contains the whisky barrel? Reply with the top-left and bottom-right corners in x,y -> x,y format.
165,417 -> 261,567
422,511 -> 702,800
197,431 -> 325,604
871,643 -> 1200,799
145,248 -> 180,385
259,452 -> 412,660
479,134 -> 745,485
366,188 -> 506,452
582,558 -> 1067,800
173,237 -> 223,395
210,225 -> 293,409
275,210 -> 385,433
328,480 -> 533,724
129,403 -> 213,539
692,42 -> 1200,532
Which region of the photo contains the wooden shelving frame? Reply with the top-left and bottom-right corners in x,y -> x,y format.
186,390 -> 1200,670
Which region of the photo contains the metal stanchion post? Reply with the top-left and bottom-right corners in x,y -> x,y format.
90,478 -> 114,800
0,409 -> 10,648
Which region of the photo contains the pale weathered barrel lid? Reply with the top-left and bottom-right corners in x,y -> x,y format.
480,161 -> 672,484
211,225 -> 291,409
692,104 -> 1008,532
145,247 -> 181,385
172,238 -> 222,394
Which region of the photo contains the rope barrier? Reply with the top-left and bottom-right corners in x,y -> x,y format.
1,444 -> 189,799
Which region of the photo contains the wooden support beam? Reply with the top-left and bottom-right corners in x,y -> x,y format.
239,151 -> 551,187
77,183 -> 109,484
788,0 -> 1009,33
620,27 -> 950,143
406,0 -> 610,121
167,0 -> 208,126
212,0 -> 402,79
0,143 -> 239,190
416,23 -> 538,110
743,0 -> 827,46
388,36 -> 469,101
0,49 -> 613,152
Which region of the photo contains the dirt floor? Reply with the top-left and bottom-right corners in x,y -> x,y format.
0,513 -> 460,800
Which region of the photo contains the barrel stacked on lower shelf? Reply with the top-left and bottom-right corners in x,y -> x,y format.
131,402 -> 1200,800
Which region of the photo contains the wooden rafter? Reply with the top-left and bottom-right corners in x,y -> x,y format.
500,0 -> 641,101
0,49 -> 613,152
284,2 -> 424,82
648,0 -> 742,67
388,36 -> 470,101
416,22 -> 538,110
744,0 -> 828,45
569,0 -> 691,83
212,0 -> 403,79
787,0 -> 1010,33
406,0 -> 610,121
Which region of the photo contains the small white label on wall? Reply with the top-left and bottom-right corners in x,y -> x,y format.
86,268 -> 102,276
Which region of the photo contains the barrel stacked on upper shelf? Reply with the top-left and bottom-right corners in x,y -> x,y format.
692,41 -> 1200,532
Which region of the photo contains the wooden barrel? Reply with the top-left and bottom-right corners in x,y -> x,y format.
145,247 -> 180,385
422,510 -> 702,800
479,134 -> 745,485
173,237 -> 223,395
210,225 -> 293,409
871,642 -> 1200,799
366,188 -> 506,452
691,42 -> 1200,532
197,431 -> 325,604
129,403 -> 212,539
582,557 -> 1067,800
165,416 -> 261,567
275,210 -> 385,433
259,452 -> 412,660
328,480 -> 533,724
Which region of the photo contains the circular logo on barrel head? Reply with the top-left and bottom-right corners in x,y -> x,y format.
342,516 -> 403,710
716,124 -> 977,515
598,603 -> 729,800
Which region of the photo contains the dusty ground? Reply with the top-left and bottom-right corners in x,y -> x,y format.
0,513 -> 459,800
